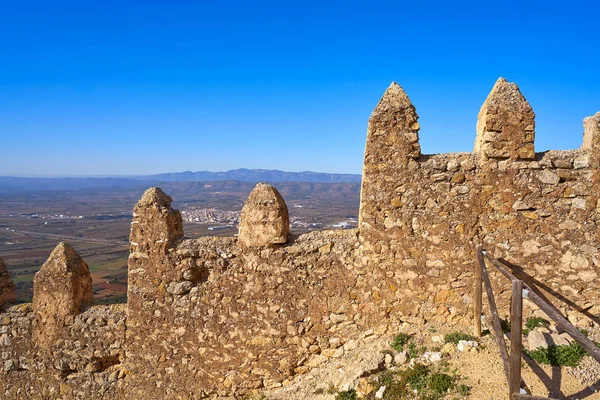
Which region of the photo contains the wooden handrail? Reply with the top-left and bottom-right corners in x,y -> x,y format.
482,250 -> 600,364
475,245 -> 600,400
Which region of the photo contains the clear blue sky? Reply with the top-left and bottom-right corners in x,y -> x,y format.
1,1 -> 599,176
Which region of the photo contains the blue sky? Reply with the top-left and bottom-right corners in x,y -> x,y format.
1,1 -> 599,176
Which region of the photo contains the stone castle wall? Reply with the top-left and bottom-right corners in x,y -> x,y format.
1,78 -> 599,398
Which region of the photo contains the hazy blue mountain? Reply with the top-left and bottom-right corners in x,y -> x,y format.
130,169 -> 361,183
0,169 -> 362,193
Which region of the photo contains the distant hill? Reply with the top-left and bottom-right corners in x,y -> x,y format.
130,169 -> 362,183
0,169 -> 362,193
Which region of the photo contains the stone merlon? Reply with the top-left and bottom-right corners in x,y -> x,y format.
33,242 -> 94,320
364,82 -> 421,165
130,187 -> 184,255
238,182 -> 289,247
475,77 -> 535,160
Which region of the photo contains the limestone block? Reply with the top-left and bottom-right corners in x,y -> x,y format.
475,77 -> 535,160
130,187 -> 184,255
0,258 -> 16,310
238,183 -> 289,247
527,330 -> 571,351
33,242 -> 93,320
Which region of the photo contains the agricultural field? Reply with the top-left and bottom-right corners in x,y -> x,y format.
0,180 -> 360,304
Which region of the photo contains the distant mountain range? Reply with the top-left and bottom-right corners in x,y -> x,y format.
0,169 -> 362,193
130,169 -> 361,183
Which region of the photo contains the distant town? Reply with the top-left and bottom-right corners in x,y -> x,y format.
5,205 -> 358,236
180,206 -> 357,231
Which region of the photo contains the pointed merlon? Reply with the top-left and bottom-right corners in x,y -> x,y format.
0,258 -> 16,310
136,186 -> 175,208
130,187 -> 184,255
365,82 -> 421,162
582,112 -> 600,167
238,182 -> 289,247
33,242 -> 94,319
475,77 -> 535,160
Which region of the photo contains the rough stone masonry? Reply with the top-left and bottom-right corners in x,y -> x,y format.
0,78 -> 599,398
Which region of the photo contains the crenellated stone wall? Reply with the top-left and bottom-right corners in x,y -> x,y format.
1,78 -> 599,398
358,78 -> 600,328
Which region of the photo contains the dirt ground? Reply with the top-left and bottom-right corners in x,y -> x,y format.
264,322 -> 600,400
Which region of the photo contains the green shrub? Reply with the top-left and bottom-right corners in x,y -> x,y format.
335,388 -> 357,400
370,364 -> 468,400
404,363 -> 431,391
396,364 -> 459,399
444,332 -> 477,344
428,372 -> 454,394
525,343 -> 586,367
457,384 -> 471,396
523,317 -> 549,334
407,342 -> 419,359
391,333 -> 411,351
377,370 -> 408,399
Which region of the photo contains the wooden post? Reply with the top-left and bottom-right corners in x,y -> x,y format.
509,279 -> 523,398
474,245 -> 483,337
480,251 -> 510,380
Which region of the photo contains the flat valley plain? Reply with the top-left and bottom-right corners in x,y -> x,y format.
0,180 -> 360,304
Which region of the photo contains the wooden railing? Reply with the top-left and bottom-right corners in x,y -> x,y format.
474,245 -> 600,400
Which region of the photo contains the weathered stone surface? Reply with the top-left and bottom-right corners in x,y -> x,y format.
475,77 -> 535,160
457,340 -> 479,352
538,169 -> 560,185
0,258 -> 16,309
33,242 -> 93,321
423,351 -> 442,363
238,182 -> 289,247
527,329 -> 571,351
130,187 -> 183,255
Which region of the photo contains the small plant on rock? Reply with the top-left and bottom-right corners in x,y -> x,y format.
523,317 -> 549,334
335,388 -> 357,400
366,364 -> 469,399
457,383 -> 471,396
428,372 -> 455,395
403,363 -> 431,392
407,342 -> 419,359
391,332 -> 411,351
443,332 -> 476,344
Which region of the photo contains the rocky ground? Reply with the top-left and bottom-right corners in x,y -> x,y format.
254,322 -> 600,400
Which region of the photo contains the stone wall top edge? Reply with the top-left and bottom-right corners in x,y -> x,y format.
2,302 -> 126,325
411,148 -> 593,170
418,148 -> 587,160
177,228 -> 358,252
